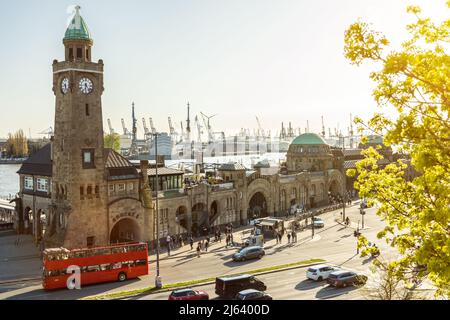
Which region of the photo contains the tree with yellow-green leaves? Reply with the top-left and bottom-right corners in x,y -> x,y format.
344,2 -> 450,298
5,130 -> 28,158
104,132 -> 121,152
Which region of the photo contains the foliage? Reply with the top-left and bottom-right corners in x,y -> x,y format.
4,130 -> 28,158
104,132 -> 120,152
345,2 -> 450,297
357,235 -> 427,299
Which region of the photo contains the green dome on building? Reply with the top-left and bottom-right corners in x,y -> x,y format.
290,133 -> 327,145
64,6 -> 91,40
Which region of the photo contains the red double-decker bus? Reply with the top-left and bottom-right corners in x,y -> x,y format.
42,242 -> 148,290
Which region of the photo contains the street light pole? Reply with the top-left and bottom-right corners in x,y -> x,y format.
154,133 -> 161,288
342,135 -> 346,222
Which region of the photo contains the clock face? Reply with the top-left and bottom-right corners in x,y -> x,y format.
79,77 -> 93,94
61,78 -> 69,94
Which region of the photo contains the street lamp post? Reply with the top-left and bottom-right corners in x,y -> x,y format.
154,133 -> 162,288
360,208 -> 365,229
341,135 -> 347,222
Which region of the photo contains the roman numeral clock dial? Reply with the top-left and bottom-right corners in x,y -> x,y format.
61,78 -> 69,94
79,77 -> 93,94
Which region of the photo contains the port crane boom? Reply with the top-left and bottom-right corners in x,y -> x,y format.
142,118 -> 151,140
200,112 -> 217,143
121,118 -> 129,136
107,119 -> 114,135
149,118 -> 156,134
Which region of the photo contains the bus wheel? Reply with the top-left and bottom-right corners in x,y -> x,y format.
118,272 -> 127,282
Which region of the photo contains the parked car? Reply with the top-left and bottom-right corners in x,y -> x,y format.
215,274 -> 267,299
232,246 -> 265,262
313,217 -> 324,228
306,264 -> 340,281
327,270 -> 368,288
235,289 -> 272,300
168,288 -> 209,300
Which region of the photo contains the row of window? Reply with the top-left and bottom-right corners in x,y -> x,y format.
108,182 -> 135,195
44,259 -> 147,277
45,244 -> 147,261
24,176 -> 50,193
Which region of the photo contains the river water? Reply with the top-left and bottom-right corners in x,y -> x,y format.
0,153 -> 286,199
0,164 -> 21,199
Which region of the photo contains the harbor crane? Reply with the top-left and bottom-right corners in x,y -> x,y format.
107,119 -> 114,135
194,115 -> 203,143
38,127 -> 54,139
149,118 -> 156,134
180,121 -> 184,142
121,118 -> 130,136
168,117 -> 175,136
142,118 -> 151,140
256,116 -> 265,138
200,112 -> 217,143
321,116 -> 326,138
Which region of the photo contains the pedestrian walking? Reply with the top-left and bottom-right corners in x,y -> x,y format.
287,233 -> 291,243
292,230 -> 296,243
179,234 -> 183,247
166,235 -> 172,256
345,216 -> 350,226
205,239 -> 209,252
196,243 -> 201,258
189,236 -> 194,250
230,233 -> 234,246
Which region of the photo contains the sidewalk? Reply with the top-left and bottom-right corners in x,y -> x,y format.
147,200 -> 363,262
0,231 -> 42,282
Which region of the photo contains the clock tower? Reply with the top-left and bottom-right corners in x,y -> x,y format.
48,6 -> 108,248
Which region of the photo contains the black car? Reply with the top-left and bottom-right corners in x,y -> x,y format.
215,274 -> 267,299
235,289 -> 272,300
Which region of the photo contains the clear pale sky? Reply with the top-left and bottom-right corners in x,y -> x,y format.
0,0 -> 447,139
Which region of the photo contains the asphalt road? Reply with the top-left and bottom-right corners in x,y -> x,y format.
129,264 -> 367,300
0,204 -> 396,300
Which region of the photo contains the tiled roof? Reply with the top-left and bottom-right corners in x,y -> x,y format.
343,149 -> 363,157
104,149 -> 134,168
138,167 -> 184,176
17,143 -> 52,176
344,158 -> 392,169
219,162 -> 247,171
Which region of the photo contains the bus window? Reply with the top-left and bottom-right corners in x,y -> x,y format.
112,263 -> 122,269
135,260 -> 146,266
87,265 -> 100,272
99,264 -> 110,271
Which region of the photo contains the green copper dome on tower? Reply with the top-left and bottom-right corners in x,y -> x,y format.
291,133 -> 327,145
64,5 -> 91,40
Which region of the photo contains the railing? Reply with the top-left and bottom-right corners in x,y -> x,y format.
153,189 -> 187,198
210,182 -> 234,192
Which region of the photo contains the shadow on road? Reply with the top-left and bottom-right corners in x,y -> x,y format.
223,258 -> 262,268
295,279 -> 327,291
4,278 -> 141,300
315,284 -> 358,299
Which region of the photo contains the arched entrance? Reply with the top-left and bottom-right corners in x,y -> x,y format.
24,207 -> 32,234
191,203 -> 206,236
210,201 -> 218,219
176,206 -> 188,232
328,180 -> 342,204
249,192 -> 268,219
110,218 -> 141,244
